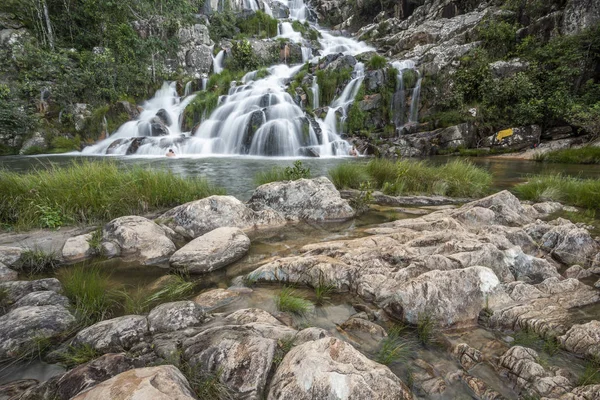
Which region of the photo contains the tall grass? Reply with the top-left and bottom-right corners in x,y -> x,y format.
17,248 -> 60,275
376,324 -> 414,365
514,174 -> 600,210
254,160 -> 311,186
534,147 -> 600,164
57,264 -> 123,325
0,160 -> 225,230
275,287 -> 313,315
329,159 -> 492,198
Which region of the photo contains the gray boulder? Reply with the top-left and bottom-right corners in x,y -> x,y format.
11,290 -> 70,310
0,262 -> 17,282
267,337 -> 413,400
148,301 -> 206,334
103,216 -> 176,264
0,246 -> 22,267
71,365 -> 196,400
19,132 -> 47,155
558,320 -> 600,359
0,305 -> 76,359
482,125 -> 542,150
61,233 -> 93,263
0,278 -> 63,303
170,227 -> 250,274
159,195 -> 286,240
72,315 -> 149,353
248,177 -> 356,222
193,288 -> 244,310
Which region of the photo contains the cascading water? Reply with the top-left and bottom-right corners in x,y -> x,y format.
84,0 -> 375,157
391,60 -> 421,129
409,73 -> 422,123
184,81 -> 193,97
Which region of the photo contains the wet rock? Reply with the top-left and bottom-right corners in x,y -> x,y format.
193,288 -> 242,310
148,301 -> 206,334
411,358 -> 447,396
71,365 -> 196,399
0,278 -> 63,303
150,116 -> 169,136
155,109 -> 172,126
224,308 -> 282,325
0,305 -> 75,359
498,345 -> 572,398
340,316 -> 387,340
61,233 -> 93,263
103,216 -> 176,264
564,264 -> 593,280
460,373 -> 503,400
0,379 -> 39,399
183,321 -> 296,398
267,337 -> 413,400
159,195 -> 286,240
558,320 -> 600,359
0,262 -> 17,282
453,343 -> 483,370
11,290 -> 70,310
169,227 -> 250,274
72,315 -> 149,353
55,353 -> 147,400
248,177 -> 355,222
0,246 -> 22,267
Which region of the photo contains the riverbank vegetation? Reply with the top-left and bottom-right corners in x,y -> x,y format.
514,174 -> 600,210
329,159 -> 492,198
254,160 -> 312,186
0,160 -> 224,230
533,147 -> 600,164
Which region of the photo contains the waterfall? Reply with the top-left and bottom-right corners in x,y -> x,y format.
212,50 -> 225,74
311,75 -> 319,109
83,0 -> 376,157
409,73 -> 422,124
263,1 -> 273,16
184,81 -> 193,97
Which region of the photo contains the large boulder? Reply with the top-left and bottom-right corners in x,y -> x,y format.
159,195 -> 286,240
11,290 -> 70,310
0,278 -> 63,303
558,320 -> 600,359
268,337 -> 413,400
0,305 -> 76,359
248,177 -> 356,222
148,301 -> 206,334
61,233 -> 93,263
71,365 -> 196,400
0,246 -> 22,267
482,125 -> 542,151
102,216 -> 176,264
71,315 -> 149,353
169,227 -> 250,274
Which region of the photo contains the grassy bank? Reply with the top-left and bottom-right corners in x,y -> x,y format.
533,147 -> 600,164
328,159 -> 492,198
0,160 -> 225,230
514,174 -> 600,210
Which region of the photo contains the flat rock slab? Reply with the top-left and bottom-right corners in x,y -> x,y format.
71,365 -> 196,400
340,189 -> 470,206
170,227 -> 250,274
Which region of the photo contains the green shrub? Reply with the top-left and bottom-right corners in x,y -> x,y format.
0,160 -> 225,230
254,161 -> 311,185
401,69 -> 418,89
87,227 -> 104,255
534,147 -> 600,164
50,135 -> 82,153
367,55 -> 387,70
514,174 -> 600,210
229,39 -> 259,71
315,67 -> 353,105
275,287 -> 313,315
237,11 -> 278,38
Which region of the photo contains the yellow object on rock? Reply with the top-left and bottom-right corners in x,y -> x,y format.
496,128 -> 514,141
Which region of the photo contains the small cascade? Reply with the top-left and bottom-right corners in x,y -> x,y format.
212,50 -> 225,74
409,73 -> 422,124
184,81 -> 193,97
278,22 -> 303,43
311,75 -> 319,109
301,46 -> 312,63
289,0 -> 307,20
202,76 -> 208,91
263,1 -> 273,16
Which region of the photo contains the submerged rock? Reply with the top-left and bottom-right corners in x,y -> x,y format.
248,177 -> 355,222
267,337 -> 413,400
102,216 -> 176,264
159,195 -> 286,240
169,227 -> 250,274
71,365 -> 196,399
0,305 -> 76,359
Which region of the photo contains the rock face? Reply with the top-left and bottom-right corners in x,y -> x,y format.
10,290 -> 70,310
0,246 -> 22,267
148,301 -> 206,334
177,23 -> 213,75
19,132 -> 47,155
268,337 -> 413,400
71,365 -> 196,400
0,278 -> 63,303
169,227 -> 251,274
102,216 -> 176,264
558,320 -> 600,359
159,195 -> 286,240
248,191 -> 569,328
72,315 -> 149,353
0,305 -> 75,359
248,177 -> 356,222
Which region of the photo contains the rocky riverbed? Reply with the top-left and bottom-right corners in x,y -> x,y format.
0,177 -> 599,399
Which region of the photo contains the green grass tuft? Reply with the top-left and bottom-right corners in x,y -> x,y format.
18,248 -> 60,275
514,174 -> 600,210
275,287 -> 313,315
534,147 -> 600,164
328,162 -> 371,189
377,324 -> 413,365
578,358 -> 600,386
57,343 -> 101,367
314,272 -> 336,306
0,160 -> 225,230
254,161 -> 311,186
87,227 -> 104,256
140,273 -> 196,311
272,335 -> 296,367
416,313 -> 435,346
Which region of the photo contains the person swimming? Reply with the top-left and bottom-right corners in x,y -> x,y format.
349,146 -> 358,156
166,149 -> 176,157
